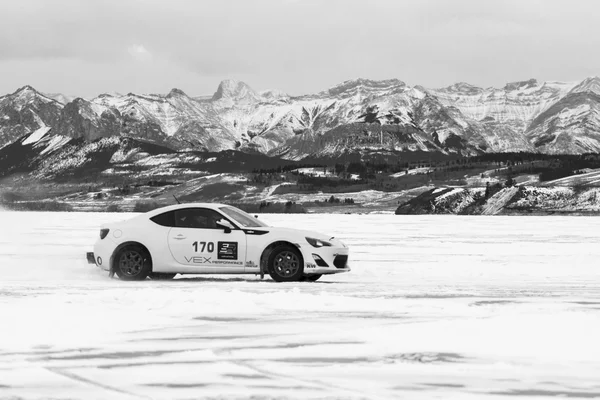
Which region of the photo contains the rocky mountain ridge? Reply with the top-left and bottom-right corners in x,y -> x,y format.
2,76 -> 600,164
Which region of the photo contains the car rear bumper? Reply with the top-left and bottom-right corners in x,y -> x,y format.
91,236 -> 116,271
86,251 -> 108,269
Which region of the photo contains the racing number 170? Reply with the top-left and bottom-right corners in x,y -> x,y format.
192,241 -> 215,253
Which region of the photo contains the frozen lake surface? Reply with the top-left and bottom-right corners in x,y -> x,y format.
1,212 -> 600,399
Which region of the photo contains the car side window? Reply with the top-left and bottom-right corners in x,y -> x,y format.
174,208 -> 228,229
150,211 -> 176,227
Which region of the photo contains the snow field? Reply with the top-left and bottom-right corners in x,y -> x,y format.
0,212 -> 599,399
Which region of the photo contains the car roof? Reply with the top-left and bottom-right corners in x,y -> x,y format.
144,203 -> 231,218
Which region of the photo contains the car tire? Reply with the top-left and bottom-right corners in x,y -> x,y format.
148,272 -> 177,280
113,245 -> 152,281
302,274 -> 322,282
268,245 -> 304,282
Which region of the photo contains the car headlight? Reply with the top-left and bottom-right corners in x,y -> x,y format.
306,237 -> 332,248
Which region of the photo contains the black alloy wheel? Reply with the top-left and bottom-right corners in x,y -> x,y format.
268,245 -> 304,282
114,245 -> 152,281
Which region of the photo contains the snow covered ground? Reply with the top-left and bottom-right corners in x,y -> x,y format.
542,168 -> 600,187
1,212 -> 600,399
390,167 -> 433,177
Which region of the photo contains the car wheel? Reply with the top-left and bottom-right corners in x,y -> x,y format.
268,245 -> 304,282
114,245 -> 152,281
302,274 -> 322,282
148,272 -> 176,280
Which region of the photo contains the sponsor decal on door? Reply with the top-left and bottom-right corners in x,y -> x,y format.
218,242 -> 238,260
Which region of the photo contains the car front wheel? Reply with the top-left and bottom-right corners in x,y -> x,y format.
268,245 -> 304,282
114,245 -> 152,281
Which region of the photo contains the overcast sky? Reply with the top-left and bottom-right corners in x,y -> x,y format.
1,0 -> 599,97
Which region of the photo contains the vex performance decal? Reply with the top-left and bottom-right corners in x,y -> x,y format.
183,256 -> 242,266
218,242 -> 238,260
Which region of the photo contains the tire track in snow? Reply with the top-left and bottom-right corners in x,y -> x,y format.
231,359 -> 393,400
45,367 -> 150,399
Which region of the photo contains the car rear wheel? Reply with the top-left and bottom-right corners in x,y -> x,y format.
302,274 -> 322,282
148,272 -> 177,280
114,245 -> 152,281
268,245 -> 304,282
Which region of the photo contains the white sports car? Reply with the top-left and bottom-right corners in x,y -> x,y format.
86,203 -> 350,282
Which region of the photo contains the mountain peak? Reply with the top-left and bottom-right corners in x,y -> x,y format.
5,85 -> 58,108
212,79 -> 259,102
260,89 -> 289,100
570,76 -> 600,95
327,78 -> 406,97
503,78 -> 538,91
96,92 -> 123,99
167,88 -> 187,98
16,84 -> 37,92
10,85 -> 40,97
43,92 -> 77,104
439,82 -> 483,94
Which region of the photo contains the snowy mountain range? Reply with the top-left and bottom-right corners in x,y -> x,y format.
2,76 -> 600,168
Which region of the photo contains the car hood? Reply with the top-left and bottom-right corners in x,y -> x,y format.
255,226 -> 344,246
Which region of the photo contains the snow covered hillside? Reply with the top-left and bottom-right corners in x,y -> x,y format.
0,86 -> 63,149
3,76 -> 600,162
1,213 -> 600,399
396,185 -> 600,215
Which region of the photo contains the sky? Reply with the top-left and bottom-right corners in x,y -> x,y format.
1,0 -> 599,98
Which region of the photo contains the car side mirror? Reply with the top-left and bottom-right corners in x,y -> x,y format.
216,220 -> 234,234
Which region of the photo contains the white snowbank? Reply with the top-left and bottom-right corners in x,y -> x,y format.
390,167 -> 432,178
1,213 -> 600,399
542,168 -> 600,186
511,186 -> 600,211
22,126 -> 51,145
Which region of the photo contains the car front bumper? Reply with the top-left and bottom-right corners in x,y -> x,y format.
299,244 -> 350,275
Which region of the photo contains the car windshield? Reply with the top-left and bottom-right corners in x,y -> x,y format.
219,206 -> 269,228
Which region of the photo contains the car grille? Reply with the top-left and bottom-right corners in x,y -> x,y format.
333,255 -> 348,269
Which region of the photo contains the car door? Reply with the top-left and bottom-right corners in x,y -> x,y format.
167,207 -> 246,273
